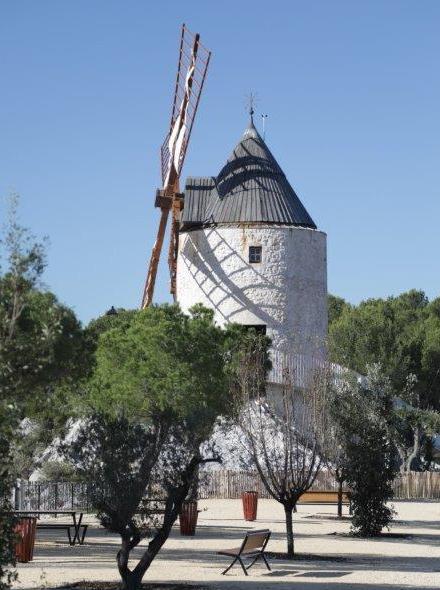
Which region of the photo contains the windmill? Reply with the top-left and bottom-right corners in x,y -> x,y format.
141,24 -> 211,308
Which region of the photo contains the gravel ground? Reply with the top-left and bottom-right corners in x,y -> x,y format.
13,499 -> 440,590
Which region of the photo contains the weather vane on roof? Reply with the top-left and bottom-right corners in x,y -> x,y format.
245,92 -> 258,122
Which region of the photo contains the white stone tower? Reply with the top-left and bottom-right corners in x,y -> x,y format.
176,118 -> 327,384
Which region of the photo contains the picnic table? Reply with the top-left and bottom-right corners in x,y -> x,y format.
1,510 -> 86,545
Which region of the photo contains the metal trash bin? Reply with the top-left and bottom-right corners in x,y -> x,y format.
14,517 -> 37,563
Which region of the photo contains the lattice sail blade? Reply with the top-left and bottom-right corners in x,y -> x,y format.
161,24 -> 211,188
142,25 -> 210,308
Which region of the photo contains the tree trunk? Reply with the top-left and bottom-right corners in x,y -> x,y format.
117,537 -> 143,590
188,465 -> 199,501
115,454 -> 217,590
337,478 -> 343,518
121,571 -> 142,590
115,516 -> 174,590
405,427 -> 420,472
284,505 -> 294,557
424,437 -> 433,471
396,445 -> 408,474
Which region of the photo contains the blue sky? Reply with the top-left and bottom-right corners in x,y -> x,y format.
1,1 -> 439,324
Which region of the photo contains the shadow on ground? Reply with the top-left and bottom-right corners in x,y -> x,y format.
28,523 -> 440,576
206,581 -> 428,590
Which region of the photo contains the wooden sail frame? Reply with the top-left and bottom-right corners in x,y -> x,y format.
141,24 -> 211,308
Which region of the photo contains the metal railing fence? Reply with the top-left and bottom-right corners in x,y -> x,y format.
14,471 -> 440,512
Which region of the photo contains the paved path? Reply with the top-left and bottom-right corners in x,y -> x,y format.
13,499 -> 440,589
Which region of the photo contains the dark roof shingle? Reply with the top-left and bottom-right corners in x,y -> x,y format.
181,121 -> 316,230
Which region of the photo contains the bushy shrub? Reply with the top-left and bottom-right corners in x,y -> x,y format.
332,368 -> 398,536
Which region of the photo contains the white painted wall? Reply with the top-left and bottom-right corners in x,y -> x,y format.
176,225 -> 327,360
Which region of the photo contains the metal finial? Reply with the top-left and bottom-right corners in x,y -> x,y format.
245,92 -> 258,124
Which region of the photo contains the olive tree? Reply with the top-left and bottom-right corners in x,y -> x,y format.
388,374 -> 440,473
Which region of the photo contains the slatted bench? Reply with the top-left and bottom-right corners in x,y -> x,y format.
297,490 -> 352,515
298,490 -> 350,504
218,529 -> 271,575
37,523 -> 88,546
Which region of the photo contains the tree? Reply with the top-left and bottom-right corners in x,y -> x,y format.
0,403 -> 17,590
0,194 -> 90,586
331,366 -> 398,536
232,338 -> 331,557
85,308 -> 138,345
67,304 -> 235,590
1,197 -> 91,418
329,291 -> 440,469
328,294 -> 350,327
420,299 -> 440,409
322,421 -> 348,518
329,290 -> 440,411
385,374 -> 440,473
13,308 -> 137,480
2,286 -> 93,481
0,194 -> 47,587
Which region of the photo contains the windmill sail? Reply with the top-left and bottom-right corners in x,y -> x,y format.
160,25 -> 210,189
141,25 -> 211,309
164,58 -> 196,187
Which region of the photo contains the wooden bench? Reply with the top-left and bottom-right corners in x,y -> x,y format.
297,490 -> 352,515
217,529 -> 271,575
37,523 -> 88,546
298,490 -> 350,504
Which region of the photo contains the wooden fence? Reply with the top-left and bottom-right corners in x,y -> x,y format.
392,471 -> 440,500
198,470 -> 339,499
15,471 -> 440,511
200,471 -> 440,500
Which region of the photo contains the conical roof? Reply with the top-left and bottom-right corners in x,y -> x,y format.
181,120 -> 317,230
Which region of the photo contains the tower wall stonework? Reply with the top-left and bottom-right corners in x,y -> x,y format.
176,224 -> 327,359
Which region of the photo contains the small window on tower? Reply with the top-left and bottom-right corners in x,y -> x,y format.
249,246 -> 262,264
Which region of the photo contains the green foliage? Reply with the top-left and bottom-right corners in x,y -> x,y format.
331,367 -> 398,536
69,413 -> 165,531
329,290 -> 440,409
0,282 -> 92,480
38,460 -> 85,483
328,294 -> 350,327
0,403 -> 17,590
85,304 -> 230,428
0,196 -> 92,416
67,303 -> 246,589
0,194 -> 49,586
389,374 -> 440,472
0,195 -> 90,586
0,286 -> 92,412
421,301 -> 440,408
85,308 -> 138,346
